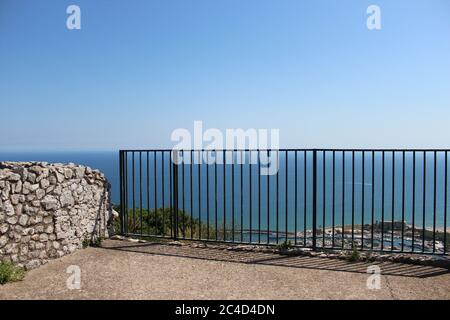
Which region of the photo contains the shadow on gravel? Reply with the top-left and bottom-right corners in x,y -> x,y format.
101,241 -> 450,279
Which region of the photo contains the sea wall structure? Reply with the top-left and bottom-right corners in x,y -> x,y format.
0,162 -> 112,270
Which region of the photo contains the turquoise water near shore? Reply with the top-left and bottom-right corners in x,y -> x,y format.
1,151 -> 448,234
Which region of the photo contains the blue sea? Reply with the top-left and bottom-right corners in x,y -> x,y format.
1,150 -> 448,235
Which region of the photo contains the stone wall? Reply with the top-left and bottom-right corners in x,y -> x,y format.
0,162 -> 112,270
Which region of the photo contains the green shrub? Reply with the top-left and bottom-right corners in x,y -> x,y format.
82,238 -> 90,248
277,240 -> 293,250
346,242 -> 360,262
90,237 -> 103,247
119,207 -> 224,240
82,237 -> 103,248
114,205 -> 248,241
0,261 -> 25,285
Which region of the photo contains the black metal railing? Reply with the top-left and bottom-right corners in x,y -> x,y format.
119,149 -> 449,255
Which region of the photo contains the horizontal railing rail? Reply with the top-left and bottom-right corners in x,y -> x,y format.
119,149 -> 449,255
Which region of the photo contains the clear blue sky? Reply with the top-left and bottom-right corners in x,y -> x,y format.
1,0 -> 449,150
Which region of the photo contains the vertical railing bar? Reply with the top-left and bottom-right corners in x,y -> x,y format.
258,151 -> 261,244
433,151 -> 437,253
401,151 -> 406,252
332,150 -> 336,248
169,151 -> 173,238
123,151 -> 130,233
312,149 -> 317,250
322,151 -> 326,247
371,151 -> 375,250
132,152 -> 136,233
342,151 -> 345,249
172,151 -> 179,240
154,151 -> 157,236
351,150 -> 355,246
232,150 -> 235,242
198,150 -> 201,240
119,151 -> 123,234
286,150 -> 289,243
124,151 -> 128,235
249,151 -> 253,243
444,151 -> 448,254
361,151 -> 365,250
392,151 -> 395,250
119,151 -> 124,234
276,150 -> 279,244
125,153 -> 128,234
181,151 -> 185,238
240,150 -> 244,242
162,152 -> 165,236
139,152 -> 143,235
215,150 -> 218,241
223,150 -> 226,241
422,151 -> 426,253
268,150 -> 271,245
381,151 -> 385,251
190,150 -> 193,239
207,150 -> 210,240
295,151 -> 298,246
125,152 -> 130,233
412,152 -> 416,252
304,150 -> 307,246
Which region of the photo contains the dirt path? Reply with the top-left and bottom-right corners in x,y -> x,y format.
0,240 -> 448,300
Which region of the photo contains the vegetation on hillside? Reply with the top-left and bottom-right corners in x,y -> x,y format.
113,205 -> 236,241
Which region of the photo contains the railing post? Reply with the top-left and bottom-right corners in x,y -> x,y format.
312,149 -> 317,250
172,150 -> 179,240
119,150 -> 125,235
120,150 -> 129,235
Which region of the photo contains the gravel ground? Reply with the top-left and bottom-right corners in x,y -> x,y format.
0,240 -> 449,300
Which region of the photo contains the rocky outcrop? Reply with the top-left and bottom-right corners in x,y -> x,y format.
0,162 -> 112,270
